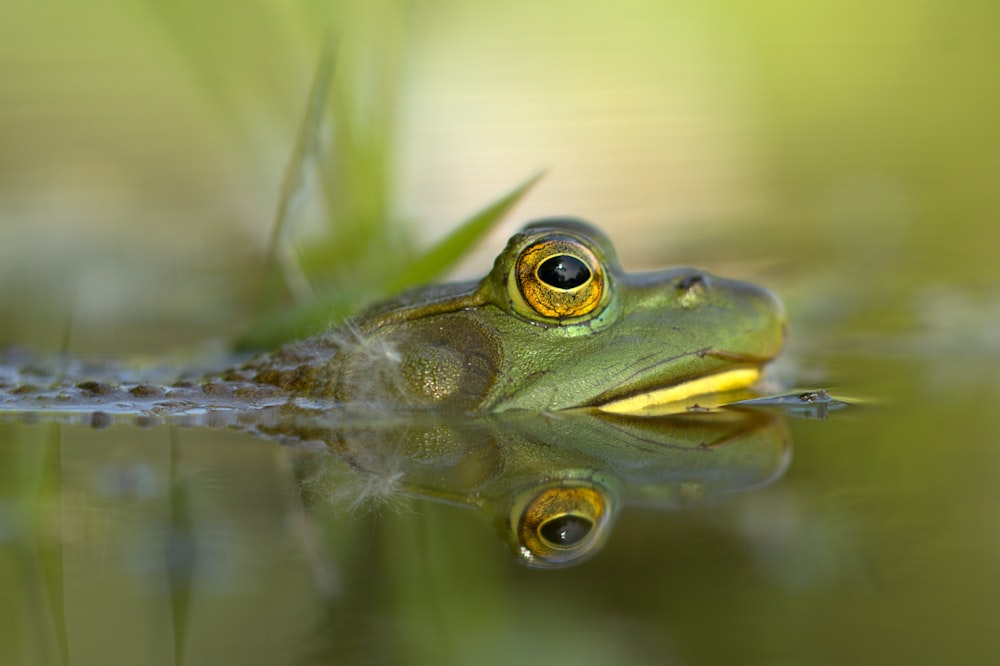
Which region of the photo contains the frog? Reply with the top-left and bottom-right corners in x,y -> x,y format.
246,217 -> 786,413
0,217 -> 785,418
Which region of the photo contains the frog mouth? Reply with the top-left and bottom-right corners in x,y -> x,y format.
591,350 -> 773,415
594,366 -> 762,414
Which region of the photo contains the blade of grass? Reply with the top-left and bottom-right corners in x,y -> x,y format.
256,42 -> 336,312
384,170 -> 545,294
310,4 -> 409,285
237,172 -> 545,350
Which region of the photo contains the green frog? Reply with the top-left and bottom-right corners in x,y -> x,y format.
0,218 -> 785,417
247,217 -> 785,413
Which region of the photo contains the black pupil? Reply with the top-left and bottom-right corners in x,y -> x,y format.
539,515 -> 593,546
537,255 -> 591,289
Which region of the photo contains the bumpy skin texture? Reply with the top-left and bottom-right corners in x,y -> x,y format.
0,219 -> 785,417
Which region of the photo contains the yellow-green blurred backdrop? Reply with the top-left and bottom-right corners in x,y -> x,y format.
3,0 -> 997,350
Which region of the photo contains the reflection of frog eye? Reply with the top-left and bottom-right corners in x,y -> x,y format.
512,237 -> 605,320
515,483 -> 608,567
538,513 -> 593,546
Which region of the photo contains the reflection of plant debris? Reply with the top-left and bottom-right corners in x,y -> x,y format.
292,448 -> 413,516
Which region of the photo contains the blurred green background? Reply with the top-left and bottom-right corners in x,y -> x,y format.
2,0 -> 1000,664
3,0 -> 996,349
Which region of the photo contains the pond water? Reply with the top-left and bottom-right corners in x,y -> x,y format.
1,275 -> 998,666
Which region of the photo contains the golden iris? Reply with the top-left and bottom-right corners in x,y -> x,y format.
513,238 -> 604,319
517,484 -> 606,562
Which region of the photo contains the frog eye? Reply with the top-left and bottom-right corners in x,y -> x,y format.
515,483 -> 608,567
512,237 -> 605,320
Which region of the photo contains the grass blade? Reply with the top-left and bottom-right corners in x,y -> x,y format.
385,170 -> 545,294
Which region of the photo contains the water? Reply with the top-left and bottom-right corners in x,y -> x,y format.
2,309 -> 998,664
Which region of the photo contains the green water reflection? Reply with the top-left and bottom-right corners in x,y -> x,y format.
0,401 -> 795,663
4,352 -> 998,665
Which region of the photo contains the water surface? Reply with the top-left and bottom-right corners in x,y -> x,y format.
2,300 -> 997,665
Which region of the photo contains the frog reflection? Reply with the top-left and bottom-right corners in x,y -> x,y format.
511,481 -> 612,568
282,406 -> 789,569
0,364 -> 792,570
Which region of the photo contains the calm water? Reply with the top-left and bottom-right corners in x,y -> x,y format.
2,295 -> 998,665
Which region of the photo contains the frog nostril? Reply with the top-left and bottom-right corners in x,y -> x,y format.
677,273 -> 706,291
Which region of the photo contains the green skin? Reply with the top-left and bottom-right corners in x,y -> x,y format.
0,218 -> 785,417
